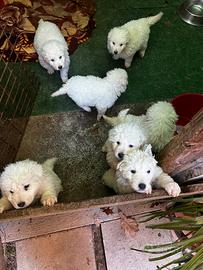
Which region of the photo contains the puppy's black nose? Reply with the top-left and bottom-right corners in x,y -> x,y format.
17,202 -> 25,208
58,65 -> 62,69
138,183 -> 146,190
114,51 -> 118,54
118,152 -> 124,159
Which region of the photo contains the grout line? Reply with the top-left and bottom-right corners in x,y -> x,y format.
92,224 -> 108,270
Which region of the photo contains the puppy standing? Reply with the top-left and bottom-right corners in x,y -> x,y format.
107,12 -> 163,67
103,145 -> 181,197
34,19 -> 70,82
51,68 -> 128,120
0,158 -> 62,213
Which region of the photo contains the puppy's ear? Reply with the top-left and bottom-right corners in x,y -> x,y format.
143,144 -> 153,156
107,29 -> 113,41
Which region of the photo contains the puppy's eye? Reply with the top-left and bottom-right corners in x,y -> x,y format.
51,59 -> 54,62
117,141 -> 120,145
120,43 -> 123,46
112,42 -> 115,45
24,184 -> 30,191
10,190 -> 14,194
147,170 -> 151,174
59,56 -> 62,59
129,144 -> 133,148
131,170 -> 136,174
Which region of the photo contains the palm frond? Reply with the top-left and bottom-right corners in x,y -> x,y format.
134,196 -> 203,269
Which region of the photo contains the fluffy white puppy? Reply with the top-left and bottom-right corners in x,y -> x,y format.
102,122 -> 147,169
103,145 -> 181,197
102,102 -> 178,169
34,19 -> 70,82
107,12 -> 163,67
51,68 -> 128,120
0,158 -> 62,213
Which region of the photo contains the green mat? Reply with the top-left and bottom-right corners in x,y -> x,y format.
30,0 -> 203,115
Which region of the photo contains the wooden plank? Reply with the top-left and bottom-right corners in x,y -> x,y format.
101,218 -> 177,270
0,203 -> 163,243
0,183 -> 203,223
0,238 -> 6,270
159,107 -> 203,180
16,226 -> 97,270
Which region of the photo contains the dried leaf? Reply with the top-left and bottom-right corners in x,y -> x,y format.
119,211 -> 139,237
101,207 -> 114,215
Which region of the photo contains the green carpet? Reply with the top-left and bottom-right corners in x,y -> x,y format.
30,0 -> 203,115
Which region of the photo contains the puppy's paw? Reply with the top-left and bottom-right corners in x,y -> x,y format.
139,50 -> 146,58
145,186 -> 152,194
97,115 -> 102,121
165,182 -> 181,197
41,196 -> 57,206
61,75 -> 68,83
0,204 -> 5,213
124,62 -> 131,68
47,69 -> 54,75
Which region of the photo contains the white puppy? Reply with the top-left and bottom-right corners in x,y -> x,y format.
34,19 -> 70,82
0,158 -> 62,213
107,12 -> 163,67
102,122 -> 147,169
102,102 -> 177,169
51,68 -> 128,120
103,145 -> 181,197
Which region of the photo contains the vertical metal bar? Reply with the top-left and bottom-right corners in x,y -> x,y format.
0,24 -> 39,169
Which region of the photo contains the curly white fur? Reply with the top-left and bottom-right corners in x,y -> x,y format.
0,158 -> 62,213
102,102 -> 178,169
103,145 -> 181,197
51,68 -> 128,120
107,12 -> 163,67
34,19 -> 70,83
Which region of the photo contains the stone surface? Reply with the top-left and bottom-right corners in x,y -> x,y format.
16,103 -> 150,203
16,226 -> 97,270
101,218 -> 177,270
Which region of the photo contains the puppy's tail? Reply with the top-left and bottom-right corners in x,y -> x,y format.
103,109 -> 130,126
43,158 -> 58,170
147,12 -> 163,26
51,84 -> 68,97
146,101 -> 178,152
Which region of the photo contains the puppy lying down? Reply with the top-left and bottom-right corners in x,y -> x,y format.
103,145 -> 181,197
0,158 -> 62,213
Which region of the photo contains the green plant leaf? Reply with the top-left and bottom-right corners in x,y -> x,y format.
180,246 -> 203,270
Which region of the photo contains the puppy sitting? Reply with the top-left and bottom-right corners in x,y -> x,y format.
107,12 -> 163,68
0,158 -> 62,213
34,19 -> 70,82
51,68 -> 128,120
103,145 -> 181,197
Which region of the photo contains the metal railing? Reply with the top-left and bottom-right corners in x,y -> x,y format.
0,26 -> 39,169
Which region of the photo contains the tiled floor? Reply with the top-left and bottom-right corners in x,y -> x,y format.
2,203 -> 178,270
